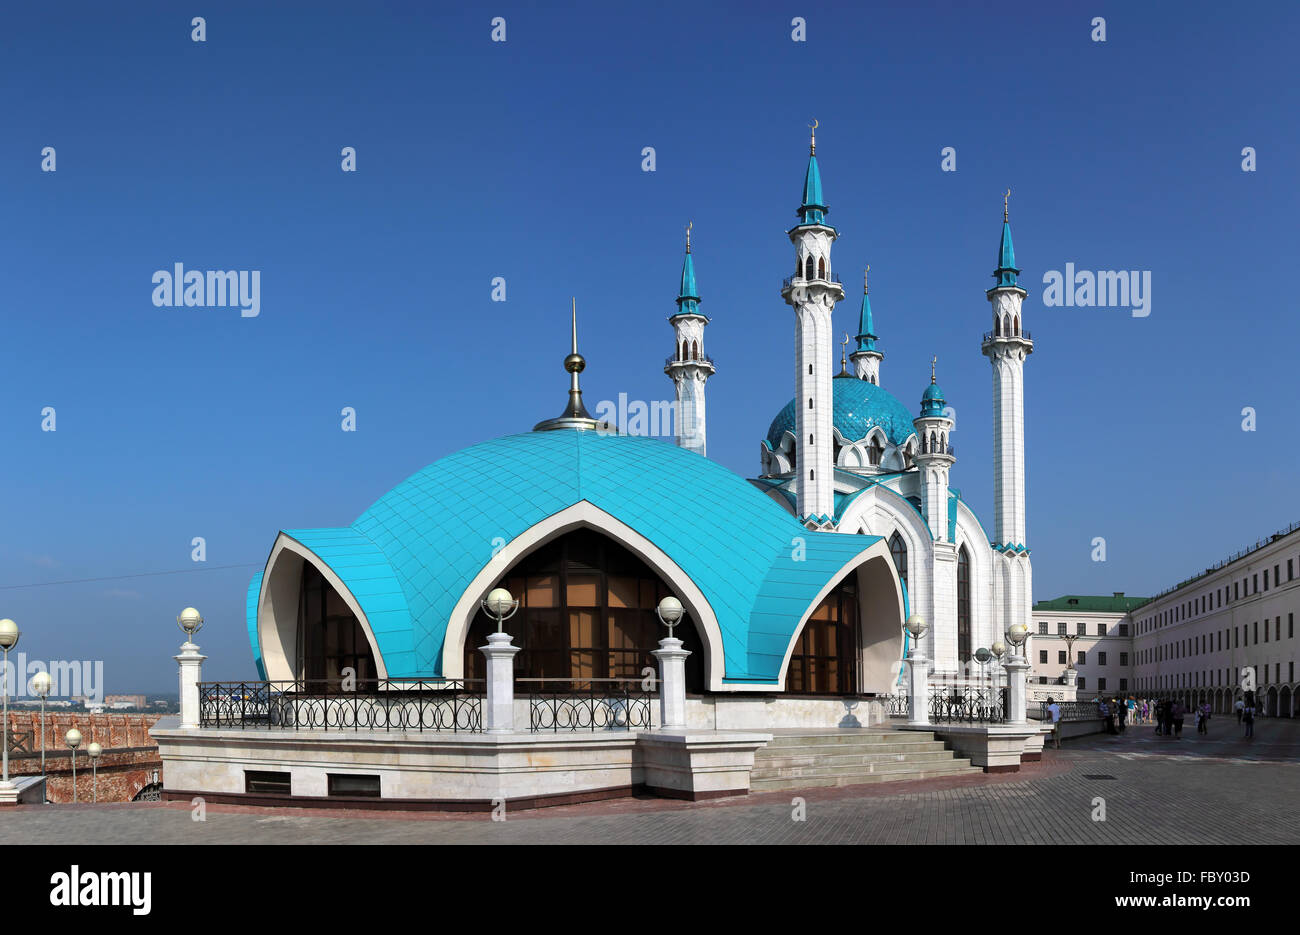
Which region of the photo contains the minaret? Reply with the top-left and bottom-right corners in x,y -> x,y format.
912,359 -> 956,542
849,266 -> 883,385
664,222 -> 714,455
981,190 -> 1033,548
781,121 -> 844,529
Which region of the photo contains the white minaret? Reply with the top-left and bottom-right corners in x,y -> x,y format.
912,359 -> 956,543
983,192 -> 1034,663
781,122 -> 843,529
982,191 -> 1033,548
665,222 -> 714,455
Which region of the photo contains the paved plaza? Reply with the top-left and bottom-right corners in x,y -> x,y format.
4,718 -> 1297,845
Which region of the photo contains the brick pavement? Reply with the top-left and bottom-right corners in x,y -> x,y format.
3,718 -> 1296,845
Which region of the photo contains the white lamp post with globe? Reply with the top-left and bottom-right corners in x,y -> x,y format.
66,728 -> 83,803
175,608 -> 207,729
479,588 -> 521,733
904,615 -> 931,726
87,742 -> 102,803
30,670 -> 52,776
1004,622 -> 1031,725
652,596 -> 690,730
0,618 -> 19,789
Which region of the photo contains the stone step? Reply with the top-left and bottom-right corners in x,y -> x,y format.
756,739 -> 948,758
763,731 -> 936,748
750,761 -> 979,791
753,748 -> 961,771
751,752 -> 971,779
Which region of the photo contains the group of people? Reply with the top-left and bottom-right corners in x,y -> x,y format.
1043,693 -> 1261,749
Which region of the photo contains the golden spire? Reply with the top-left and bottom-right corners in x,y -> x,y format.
840,333 -> 851,375
931,355 -> 938,384
1003,188 -> 1011,222
809,118 -> 818,156
864,264 -> 870,295
685,220 -> 692,254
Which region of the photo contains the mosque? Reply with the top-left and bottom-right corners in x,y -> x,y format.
243,125 -> 1034,713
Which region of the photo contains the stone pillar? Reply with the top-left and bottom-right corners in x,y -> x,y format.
174,641 -> 206,730
652,636 -> 691,730
907,648 -> 931,726
479,632 -> 521,734
1004,656 -> 1030,725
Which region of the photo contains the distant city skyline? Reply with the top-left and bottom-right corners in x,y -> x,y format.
3,2 -> 1298,691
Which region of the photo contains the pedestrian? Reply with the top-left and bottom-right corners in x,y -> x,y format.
1116,697 -> 1127,734
1235,697 -> 1244,724
1154,698 -> 1165,736
1046,696 -> 1061,749
1171,699 -> 1185,739
1243,700 -> 1255,738
1197,701 -> 1211,735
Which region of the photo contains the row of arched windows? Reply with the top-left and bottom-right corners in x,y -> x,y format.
993,313 -> 1021,337
677,339 -> 702,361
798,256 -> 828,280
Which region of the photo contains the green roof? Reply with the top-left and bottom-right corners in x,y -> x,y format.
1033,594 -> 1151,614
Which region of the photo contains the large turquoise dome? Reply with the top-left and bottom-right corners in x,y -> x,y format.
766,377 -> 917,448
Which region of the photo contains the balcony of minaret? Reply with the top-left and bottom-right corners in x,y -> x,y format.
980,327 -> 1033,355
664,349 -> 715,374
780,270 -> 844,301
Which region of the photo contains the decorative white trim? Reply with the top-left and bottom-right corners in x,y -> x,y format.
256,533 -> 391,682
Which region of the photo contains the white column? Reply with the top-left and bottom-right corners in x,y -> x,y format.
907,647 -> 931,726
479,632 -> 521,734
652,637 -> 691,730
1004,656 -> 1029,725
175,641 -> 206,730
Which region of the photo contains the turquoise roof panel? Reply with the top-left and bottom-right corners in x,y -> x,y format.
246,572 -> 266,680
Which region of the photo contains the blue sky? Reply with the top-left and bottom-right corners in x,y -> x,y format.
2,1 -> 1298,691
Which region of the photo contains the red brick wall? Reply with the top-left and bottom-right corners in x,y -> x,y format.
3,712 -> 163,803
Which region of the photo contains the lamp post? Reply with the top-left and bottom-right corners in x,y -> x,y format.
1004,622 -> 1031,725
30,670 -> 52,776
652,596 -> 690,730
1062,633 -> 1080,693
66,728 -> 82,803
904,614 -> 931,726
991,640 -> 1006,695
0,618 -> 20,787
479,588 -> 520,734
87,742 -> 102,803
175,607 -> 206,730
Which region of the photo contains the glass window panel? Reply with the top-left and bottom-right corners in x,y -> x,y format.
567,574 -> 600,607
526,575 -> 557,608
607,575 -> 639,609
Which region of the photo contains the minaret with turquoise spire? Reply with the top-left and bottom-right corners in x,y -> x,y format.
981,190 -> 1033,549
781,122 -> 844,530
912,358 -> 956,542
665,222 -> 714,456
849,266 -> 883,385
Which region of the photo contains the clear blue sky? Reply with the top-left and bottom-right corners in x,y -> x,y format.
2,1 -> 1298,691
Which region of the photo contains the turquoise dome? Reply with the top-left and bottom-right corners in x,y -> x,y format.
249,429 -> 884,684
766,378 -> 917,449
920,382 -> 946,418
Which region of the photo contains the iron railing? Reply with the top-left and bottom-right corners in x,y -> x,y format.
1032,701 -> 1098,722
523,678 -> 654,732
781,273 -> 844,291
929,686 -> 1007,724
198,679 -> 483,732
981,329 -> 1033,343
665,354 -> 716,369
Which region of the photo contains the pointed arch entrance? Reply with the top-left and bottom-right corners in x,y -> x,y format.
462,528 -> 706,691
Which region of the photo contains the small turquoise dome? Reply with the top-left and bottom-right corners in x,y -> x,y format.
920,382 -> 946,418
766,378 -> 916,448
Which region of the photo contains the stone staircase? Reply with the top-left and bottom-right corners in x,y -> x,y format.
749,729 -> 979,791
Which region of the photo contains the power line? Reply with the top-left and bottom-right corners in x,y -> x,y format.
0,563 -> 263,591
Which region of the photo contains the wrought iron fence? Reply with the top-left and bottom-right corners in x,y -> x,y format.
523,678 -> 654,732
929,686 -> 1007,724
886,693 -> 910,717
1034,700 -> 1101,722
198,679 -> 483,732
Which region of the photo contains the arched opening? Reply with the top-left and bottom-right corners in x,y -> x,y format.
888,532 -> 908,595
804,256 -> 815,280
868,437 -> 884,466
691,339 -> 700,359
817,257 -> 826,279
298,563 -> 378,685
957,546 -> 972,663
462,528 -> 704,692
785,574 -> 858,694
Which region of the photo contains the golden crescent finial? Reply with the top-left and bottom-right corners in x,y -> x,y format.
931,355 -> 938,384
685,220 -> 692,253
864,264 -> 870,295
1003,188 -> 1011,221
809,119 -> 818,155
